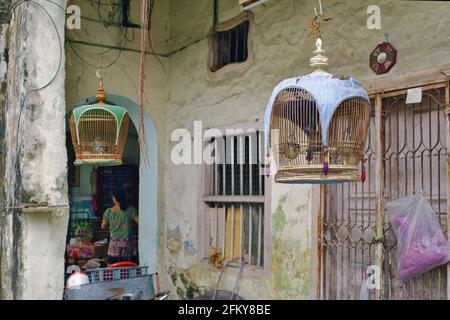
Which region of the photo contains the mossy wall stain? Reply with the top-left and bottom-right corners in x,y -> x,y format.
271,192 -> 312,299
168,265 -> 206,299
0,2 -> 69,299
162,185 -> 314,300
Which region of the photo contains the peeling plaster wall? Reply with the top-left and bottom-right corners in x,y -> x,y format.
0,0 -> 68,299
0,12 -> 10,299
161,0 -> 450,300
63,0 -> 450,301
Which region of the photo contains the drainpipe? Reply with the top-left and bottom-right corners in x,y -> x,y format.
241,0 -> 272,12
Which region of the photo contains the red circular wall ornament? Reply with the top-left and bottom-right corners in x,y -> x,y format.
370,42 -> 397,75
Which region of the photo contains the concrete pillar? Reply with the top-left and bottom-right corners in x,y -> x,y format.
0,0 -> 68,300
0,2 -> 10,300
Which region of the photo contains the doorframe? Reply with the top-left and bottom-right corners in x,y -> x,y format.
314,67 -> 450,300
68,94 -> 159,273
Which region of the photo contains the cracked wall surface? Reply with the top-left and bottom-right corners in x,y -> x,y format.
64,0 -> 450,300
25,0 -> 450,300
0,11 -> 9,300
0,0 -> 68,299
159,0 -> 450,300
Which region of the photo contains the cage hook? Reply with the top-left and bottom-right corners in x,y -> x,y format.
311,0 -> 332,39
95,70 -> 106,104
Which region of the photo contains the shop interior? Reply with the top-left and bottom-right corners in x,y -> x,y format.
65,119 -> 140,271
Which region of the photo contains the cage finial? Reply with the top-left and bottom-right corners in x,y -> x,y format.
95,70 -> 106,105
309,38 -> 329,73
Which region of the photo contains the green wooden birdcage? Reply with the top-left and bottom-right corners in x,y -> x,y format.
69,79 -> 130,166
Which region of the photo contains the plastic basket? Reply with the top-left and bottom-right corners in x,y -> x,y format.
85,266 -> 148,283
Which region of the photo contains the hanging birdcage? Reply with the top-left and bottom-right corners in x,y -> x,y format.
69,79 -> 130,166
264,37 -> 371,184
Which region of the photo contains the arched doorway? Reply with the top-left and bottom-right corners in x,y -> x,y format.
65,94 -> 158,272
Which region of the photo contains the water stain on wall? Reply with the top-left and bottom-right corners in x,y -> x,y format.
271,193 -> 311,299
168,265 -> 204,299
166,226 -> 181,254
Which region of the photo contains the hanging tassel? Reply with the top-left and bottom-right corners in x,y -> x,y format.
306,145 -> 314,164
265,147 -> 271,177
360,159 -> 367,183
323,148 -> 329,176
263,141 -> 272,178
265,157 -> 271,177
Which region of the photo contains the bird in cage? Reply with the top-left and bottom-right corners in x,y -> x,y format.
304,126 -> 315,163
93,136 -> 107,154
337,125 -> 355,165
284,135 -> 301,161
304,122 -> 322,164
306,145 -> 314,164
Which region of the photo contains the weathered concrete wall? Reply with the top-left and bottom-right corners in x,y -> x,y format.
0,2 -> 10,299
162,0 -> 316,299
0,0 -> 68,299
64,0 -> 450,300
160,0 -> 450,300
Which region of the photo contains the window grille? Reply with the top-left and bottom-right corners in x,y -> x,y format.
321,86 -> 449,300
210,20 -> 249,72
203,130 -> 267,268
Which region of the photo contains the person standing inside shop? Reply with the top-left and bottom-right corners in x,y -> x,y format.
101,190 -> 139,264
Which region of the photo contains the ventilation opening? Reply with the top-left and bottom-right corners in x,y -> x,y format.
121,0 -> 152,29
210,20 -> 249,72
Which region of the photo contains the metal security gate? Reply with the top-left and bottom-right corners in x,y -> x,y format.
320,83 -> 450,300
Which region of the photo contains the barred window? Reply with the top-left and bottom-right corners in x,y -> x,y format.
210,20 -> 250,72
201,127 -> 269,269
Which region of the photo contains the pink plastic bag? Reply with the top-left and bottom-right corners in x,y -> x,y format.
386,194 -> 450,281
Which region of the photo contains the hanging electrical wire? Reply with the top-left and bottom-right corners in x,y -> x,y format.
64,0 -> 207,69
145,0 -> 165,73
68,40 -> 123,69
3,0 -> 65,209
95,0 -> 122,28
138,0 -> 151,166
14,0 -> 63,134
68,1 -> 125,69
213,0 -> 219,30
66,3 -> 128,59
209,0 -> 219,71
